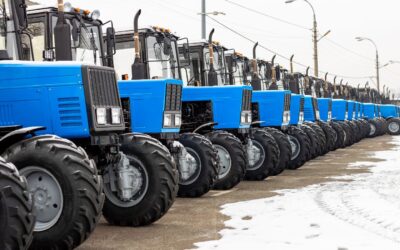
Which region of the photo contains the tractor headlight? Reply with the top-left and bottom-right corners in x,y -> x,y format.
163,113 -> 172,127
299,112 -> 304,123
111,108 -> 121,124
240,111 -> 252,125
283,111 -> 290,124
328,111 -> 332,121
174,113 -> 182,127
345,111 -> 348,120
96,108 -> 107,125
315,111 -> 320,120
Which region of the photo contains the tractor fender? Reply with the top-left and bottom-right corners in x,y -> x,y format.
385,116 -> 394,120
0,126 -> 45,154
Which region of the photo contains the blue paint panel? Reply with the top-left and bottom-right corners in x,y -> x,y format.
252,90 -> 289,127
332,99 -> 347,121
347,101 -> 355,120
354,102 -> 361,119
118,79 -> 180,134
290,94 -> 301,125
304,96 -> 315,122
317,98 -> 331,122
182,85 -> 251,129
362,103 -> 375,119
380,104 -> 397,118
0,61 -> 90,138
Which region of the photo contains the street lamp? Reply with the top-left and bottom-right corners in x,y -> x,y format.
199,0 -> 226,39
355,36 -> 381,94
381,60 -> 400,68
285,0 -> 329,77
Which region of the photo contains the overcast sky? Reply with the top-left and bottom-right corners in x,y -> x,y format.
34,0 -> 400,97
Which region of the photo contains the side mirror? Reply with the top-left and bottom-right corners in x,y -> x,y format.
13,0 -> 28,30
163,37 -> 172,56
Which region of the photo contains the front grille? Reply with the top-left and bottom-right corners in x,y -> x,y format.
121,98 -> 131,133
328,99 -> 332,112
312,98 -> 319,111
242,89 -> 252,111
300,97 -> 305,112
284,93 -> 291,111
82,65 -> 125,133
346,102 -> 348,112
165,84 -> 182,112
251,103 -> 259,122
88,67 -> 120,106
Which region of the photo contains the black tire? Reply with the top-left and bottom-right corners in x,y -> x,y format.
206,131 -> 246,189
263,128 -> 289,176
300,124 -> 319,159
367,119 -> 379,138
387,118 -> 400,135
2,135 -> 104,250
317,121 -> 337,153
345,120 -> 357,145
177,133 -> 218,197
338,121 -> 352,146
330,121 -> 346,149
378,118 -> 388,135
306,122 -> 327,156
103,133 -> 179,226
245,128 -> 280,180
360,119 -> 371,138
0,158 -> 35,250
352,120 -> 362,142
286,126 -> 311,170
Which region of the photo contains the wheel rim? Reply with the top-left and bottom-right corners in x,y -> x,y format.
369,123 -> 376,136
246,140 -> 266,171
288,135 -> 301,160
103,155 -> 149,208
20,166 -> 63,232
388,122 -> 400,133
215,145 -> 232,179
179,147 -> 202,185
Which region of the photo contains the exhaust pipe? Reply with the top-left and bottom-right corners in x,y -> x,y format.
250,42 -> 261,90
131,9 -> 146,79
54,0 -> 72,61
207,29 -> 218,86
290,55 -> 294,74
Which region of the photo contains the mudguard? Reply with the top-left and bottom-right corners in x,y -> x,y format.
0,126 -> 45,153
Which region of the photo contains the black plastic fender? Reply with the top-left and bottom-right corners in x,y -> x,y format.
0,126 -> 45,153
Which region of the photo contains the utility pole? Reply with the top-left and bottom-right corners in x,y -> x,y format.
201,0 -> 206,39
312,14 -> 318,77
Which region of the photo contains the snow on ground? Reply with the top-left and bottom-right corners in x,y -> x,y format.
195,137 -> 400,250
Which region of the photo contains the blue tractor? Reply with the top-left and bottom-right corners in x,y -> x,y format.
176,30 -> 282,185
105,10 -> 220,197
381,104 -> 400,135
12,1 -> 180,235
225,48 -> 310,171
0,1 -> 105,249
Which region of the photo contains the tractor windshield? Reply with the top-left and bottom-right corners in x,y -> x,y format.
232,59 -> 245,85
50,16 -> 102,65
146,35 -> 180,79
203,46 -> 228,85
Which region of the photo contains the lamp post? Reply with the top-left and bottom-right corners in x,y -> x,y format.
199,0 -> 226,39
285,0 -> 329,77
355,37 -> 380,94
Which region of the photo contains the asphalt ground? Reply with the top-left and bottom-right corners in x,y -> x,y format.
79,135 -> 396,250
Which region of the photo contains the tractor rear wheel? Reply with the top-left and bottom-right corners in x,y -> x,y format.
263,128 -> 290,176
387,118 -> 400,135
2,135 -> 104,250
178,133 -> 218,197
286,126 -> 311,170
0,158 -> 35,250
338,121 -> 353,146
300,124 -> 319,159
207,131 -> 246,189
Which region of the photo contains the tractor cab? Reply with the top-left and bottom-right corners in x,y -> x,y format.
314,77 -> 333,123
302,75 -> 321,123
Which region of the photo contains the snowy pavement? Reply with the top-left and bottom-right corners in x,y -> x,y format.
195,137 -> 400,250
